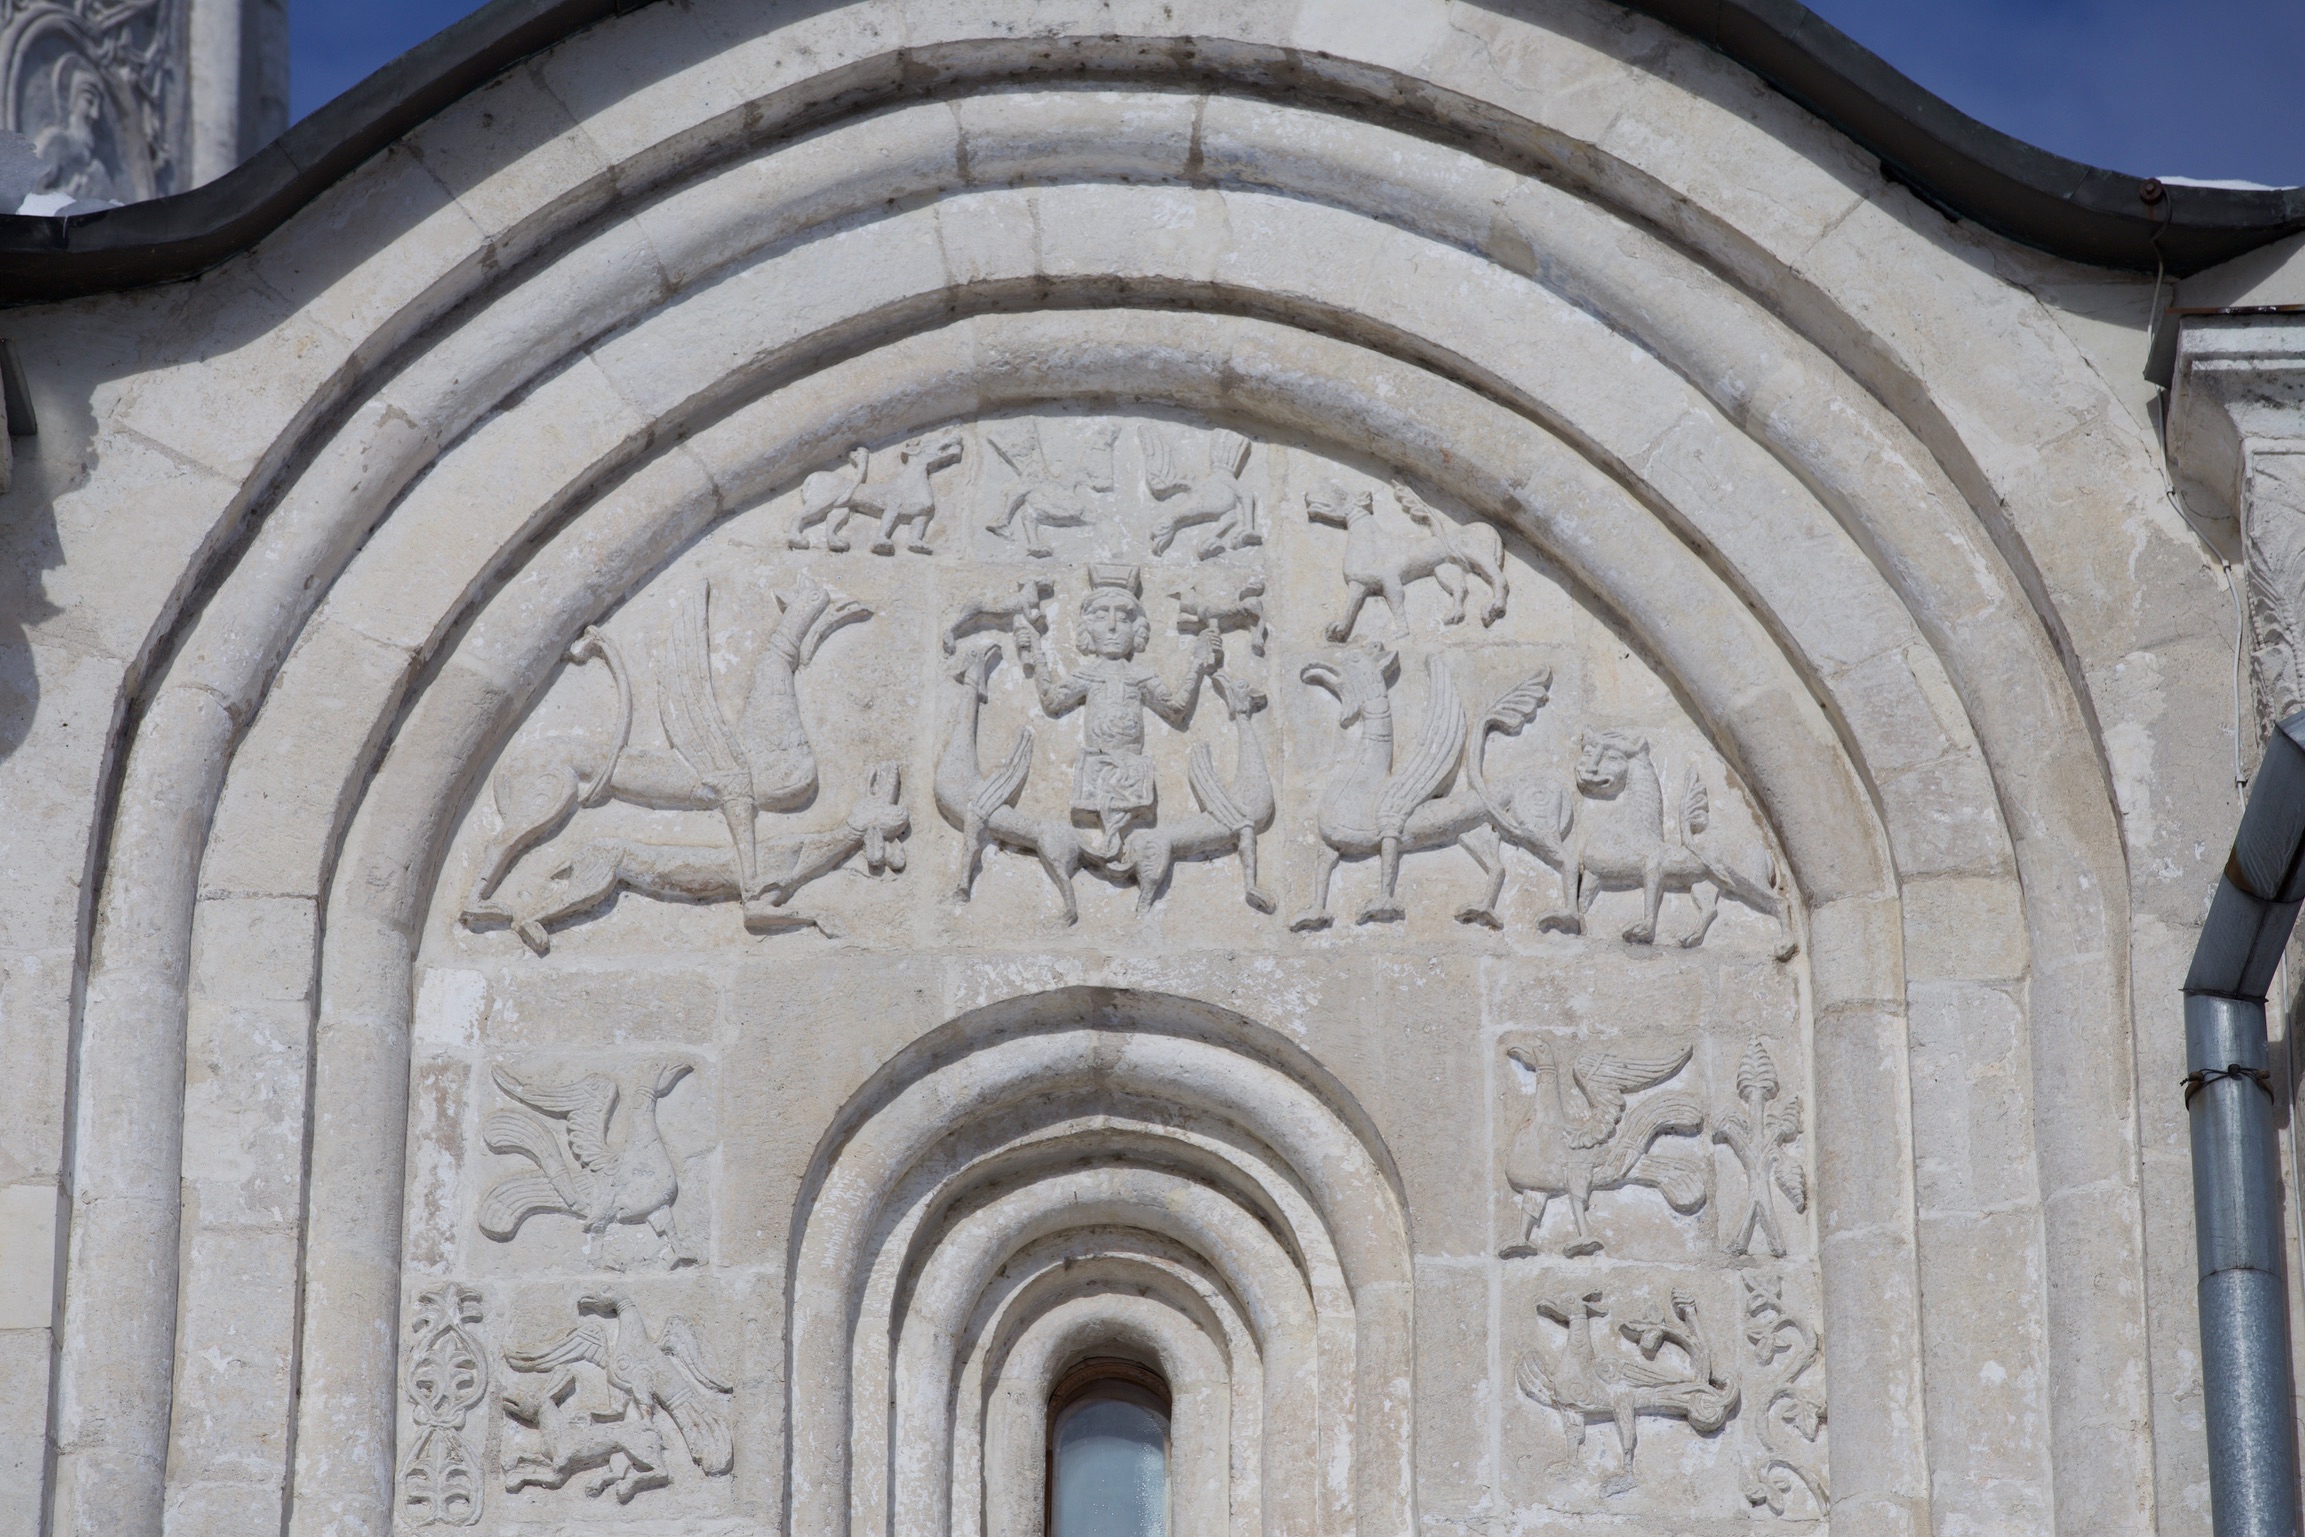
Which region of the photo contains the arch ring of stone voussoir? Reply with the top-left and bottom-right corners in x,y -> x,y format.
263,309 -> 1914,1536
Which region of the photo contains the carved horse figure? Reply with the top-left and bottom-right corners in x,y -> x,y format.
935,638 -> 1093,922
1304,480 -> 1508,640
500,1370 -> 671,1504
471,764 -> 909,951
788,433 -> 965,553
1143,425 -> 1261,559
1290,646 -> 1547,930
1108,669 -> 1277,912
465,574 -> 869,921
1474,728 -> 1792,956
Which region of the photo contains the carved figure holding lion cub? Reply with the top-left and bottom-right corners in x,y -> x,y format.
1472,728 -> 1794,957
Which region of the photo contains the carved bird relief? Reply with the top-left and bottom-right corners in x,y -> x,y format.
503,1291 -> 734,1478
480,1061 -> 700,1266
1500,1037 -> 1706,1257
1515,1287 -> 1739,1479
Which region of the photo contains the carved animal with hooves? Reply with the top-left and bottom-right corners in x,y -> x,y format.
788,432 -> 964,553
504,1292 -> 735,1478
1500,1037 -> 1707,1257
1304,479 -> 1508,639
500,1370 -> 670,1504
1476,728 -> 1793,956
480,1059 -> 699,1264
1290,646 -> 1547,930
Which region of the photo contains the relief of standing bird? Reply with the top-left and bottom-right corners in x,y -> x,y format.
1500,1038 -> 1707,1256
480,1060 -> 699,1265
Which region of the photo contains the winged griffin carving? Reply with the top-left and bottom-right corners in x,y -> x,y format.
1500,1038 -> 1707,1257
502,1291 -> 734,1486
480,1060 -> 701,1266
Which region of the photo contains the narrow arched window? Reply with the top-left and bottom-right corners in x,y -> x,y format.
1048,1359 -> 1171,1537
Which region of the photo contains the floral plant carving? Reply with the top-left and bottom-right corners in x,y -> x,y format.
1500,1037 -> 1707,1257
1739,1274 -> 1828,1517
401,1284 -> 490,1527
1713,1038 -> 1807,1257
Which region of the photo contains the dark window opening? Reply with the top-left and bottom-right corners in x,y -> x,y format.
1048,1357 -> 1171,1537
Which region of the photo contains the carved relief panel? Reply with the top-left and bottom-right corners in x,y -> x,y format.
408,409 -> 1810,1535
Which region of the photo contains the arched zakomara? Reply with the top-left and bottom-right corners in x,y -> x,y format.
38,7 -> 2186,1537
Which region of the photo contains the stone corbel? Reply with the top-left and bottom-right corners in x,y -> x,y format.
2167,314 -> 2305,731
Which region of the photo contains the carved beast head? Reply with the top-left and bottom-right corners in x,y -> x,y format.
1303,482 -> 1373,528
1575,729 -> 1650,796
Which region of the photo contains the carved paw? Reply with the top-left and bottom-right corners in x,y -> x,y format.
1324,619 -> 1353,643
1289,910 -> 1334,933
907,541 -> 933,554
1245,886 -> 1277,915
826,537 -> 851,553
1455,904 -> 1503,930
1536,910 -> 1583,936
1358,900 -> 1406,924
1676,930 -> 1706,950
1562,1235 -> 1604,1258
515,919 -> 552,956
786,534 -> 815,550
870,539 -> 897,556
1621,921 -> 1656,944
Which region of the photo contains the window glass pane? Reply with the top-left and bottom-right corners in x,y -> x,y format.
1052,1391 -> 1168,1537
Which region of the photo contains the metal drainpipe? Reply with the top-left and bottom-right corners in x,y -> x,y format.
2187,711 -> 2305,1536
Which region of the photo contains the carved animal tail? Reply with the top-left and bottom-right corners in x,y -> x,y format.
1466,671 -> 1553,843
477,1110 -> 585,1238
569,626 -> 635,810
1600,1090 -> 1707,1209
666,1401 -> 734,1476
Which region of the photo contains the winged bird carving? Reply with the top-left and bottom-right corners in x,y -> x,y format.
480,1060 -> 699,1265
504,1291 -> 735,1476
1501,1038 -> 1706,1256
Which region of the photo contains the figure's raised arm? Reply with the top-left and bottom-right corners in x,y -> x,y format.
1146,629 -> 1222,728
1013,616 -> 1087,715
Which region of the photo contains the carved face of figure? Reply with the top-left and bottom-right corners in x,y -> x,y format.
68,74 -> 103,135
1076,589 -> 1149,660
1575,731 -> 1646,796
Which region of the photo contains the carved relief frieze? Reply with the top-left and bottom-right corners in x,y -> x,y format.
499,1290 -> 734,1506
1304,479 -> 1509,640
1500,1036 -> 1709,1257
480,1059 -> 705,1267
401,1284 -> 491,1527
788,433 -> 965,554
3,0 -> 179,202
1739,1272 -> 1828,1518
1142,424 -> 1263,559
1514,1282 -> 1739,1485
982,418 -> 1119,557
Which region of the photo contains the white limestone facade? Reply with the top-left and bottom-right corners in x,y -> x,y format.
2,4 -> 2302,1536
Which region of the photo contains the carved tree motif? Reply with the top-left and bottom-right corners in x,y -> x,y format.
1739,1274 -> 1828,1517
1500,1037 -> 1708,1257
480,1060 -> 702,1266
1713,1038 -> 1807,1257
401,1284 -> 490,1527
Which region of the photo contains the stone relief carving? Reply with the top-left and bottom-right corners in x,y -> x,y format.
1290,647 -> 1548,929
788,432 -> 966,553
2243,453 -> 2305,737
463,575 -> 904,950
480,1060 -> 702,1266
1515,1285 -> 1739,1483
501,1291 -> 735,1501
942,574 -> 1054,656
982,418 -> 1119,557
1142,424 -> 1262,559
3,0 -> 178,202
1486,728 -> 1793,957
1739,1273 -> 1828,1517
401,1284 -> 491,1527
1304,479 -> 1509,640
1713,1038 -> 1807,1258
937,567 -> 1276,919
1168,563 -> 1269,655
1500,1038 -> 1708,1257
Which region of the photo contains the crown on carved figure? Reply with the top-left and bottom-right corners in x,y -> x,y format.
1086,563 -> 1142,597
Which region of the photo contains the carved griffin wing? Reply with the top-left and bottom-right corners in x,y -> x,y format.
1139,425 -> 1189,496
659,583 -> 746,785
1568,1044 -> 1694,1144
1376,653 -> 1466,832
494,1064 -> 620,1174
983,420 -> 1041,478
657,1314 -> 733,1394
502,1320 -> 610,1374
1187,742 -> 1251,832
1207,427 -> 1252,479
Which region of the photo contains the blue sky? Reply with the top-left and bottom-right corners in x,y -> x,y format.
289,0 -> 2305,187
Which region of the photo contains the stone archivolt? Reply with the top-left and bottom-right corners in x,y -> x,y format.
25,12 -> 2174,1537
